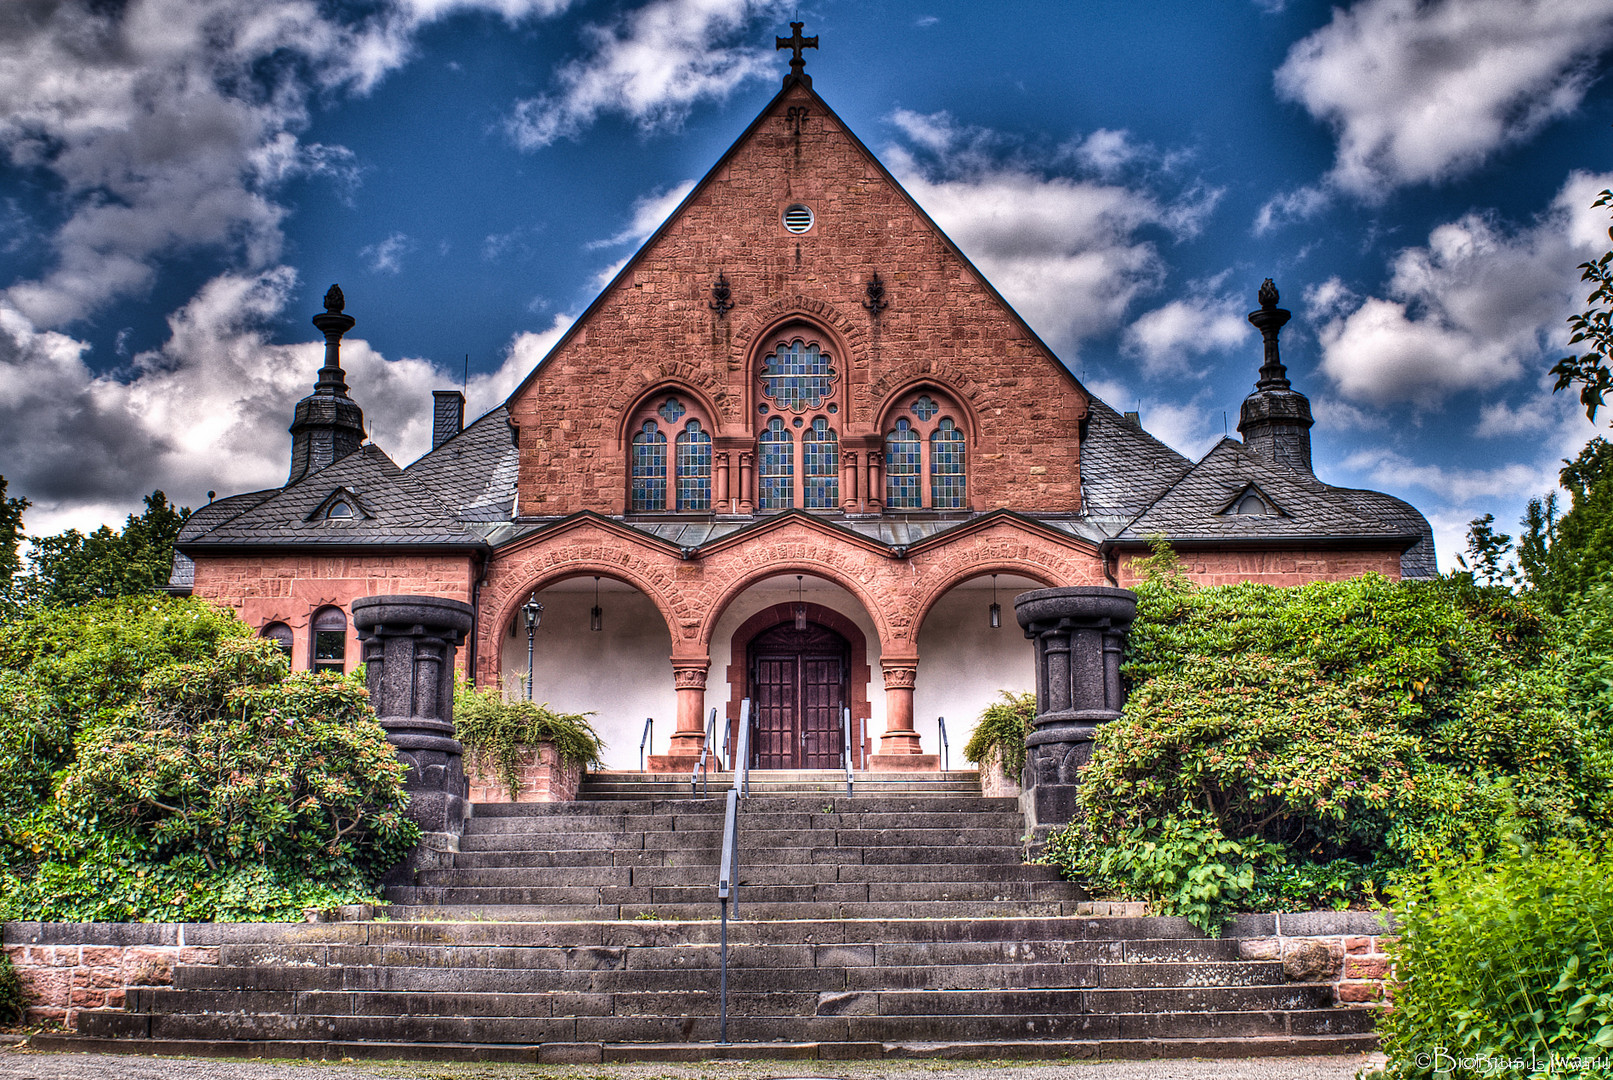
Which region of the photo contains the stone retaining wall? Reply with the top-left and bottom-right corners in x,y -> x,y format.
465,742 -> 582,803
1228,910 -> 1395,1007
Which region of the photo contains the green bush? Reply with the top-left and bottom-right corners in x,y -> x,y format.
455,680 -> 603,799
0,596 -> 248,823
1377,838 -> 1613,1077
0,625 -> 418,922
1040,572 -> 1613,933
0,950 -> 23,1025
962,691 -> 1035,779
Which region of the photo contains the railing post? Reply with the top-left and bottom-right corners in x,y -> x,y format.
937,716 -> 949,772
639,717 -> 653,773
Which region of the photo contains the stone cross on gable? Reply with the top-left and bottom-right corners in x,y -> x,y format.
776,22 -> 818,83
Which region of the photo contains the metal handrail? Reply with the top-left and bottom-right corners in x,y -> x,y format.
716,698 -> 751,1044
937,715 -> 950,772
690,707 -> 718,796
841,707 -> 854,797
638,717 -> 653,772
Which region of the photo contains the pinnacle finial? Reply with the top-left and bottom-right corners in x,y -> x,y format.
1257,278 -> 1278,310
1247,278 -> 1292,392
776,22 -> 818,85
323,284 -> 346,314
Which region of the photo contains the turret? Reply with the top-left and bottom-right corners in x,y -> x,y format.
1237,279 -> 1314,475
287,285 -> 366,485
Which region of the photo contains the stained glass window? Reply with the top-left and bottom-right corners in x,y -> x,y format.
759,417 -> 794,510
761,339 -> 836,411
802,417 -> 839,509
910,395 -> 939,421
885,418 -> 921,509
658,397 -> 686,424
931,418 -> 965,509
676,420 -> 712,511
631,420 -> 667,511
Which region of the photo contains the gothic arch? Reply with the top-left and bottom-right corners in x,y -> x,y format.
731,293 -> 867,360
867,355 -> 990,410
614,382 -> 725,448
602,360 -> 733,429
699,556 -> 894,656
874,377 -> 983,445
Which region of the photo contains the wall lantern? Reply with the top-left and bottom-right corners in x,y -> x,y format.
590,576 -> 603,633
989,574 -> 1002,630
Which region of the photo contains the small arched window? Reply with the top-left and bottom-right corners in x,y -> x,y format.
802,418 -> 839,509
631,420 -> 668,511
1232,492 -> 1272,516
885,419 -> 921,509
930,418 -> 965,509
261,622 -> 294,660
310,607 -> 347,675
675,420 -> 712,511
759,417 -> 794,510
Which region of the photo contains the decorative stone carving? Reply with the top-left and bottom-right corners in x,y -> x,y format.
673,666 -> 708,690
1014,586 -> 1138,850
881,664 -> 917,689
352,594 -> 474,847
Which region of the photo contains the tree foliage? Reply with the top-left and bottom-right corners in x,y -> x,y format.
15,490 -> 186,609
1040,573 -> 1613,933
1554,188 -> 1613,423
1519,437 -> 1613,612
0,478 -> 26,621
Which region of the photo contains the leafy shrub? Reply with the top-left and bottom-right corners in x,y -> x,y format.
455,680 -> 603,799
1041,572 -> 1613,933
0,950 -> 23,1025
0,596 -> 248,823
1377,838 -> 1613,1077
0,632 -> 418,922
962,691 -> 1035,779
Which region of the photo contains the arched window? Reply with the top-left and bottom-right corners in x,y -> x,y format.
759,417 -> 794,510
631,420 -> 668,511
310,607 -> 347,675
802,417 -> 838,509
675,420 -> 712,511
261,622 -> 293,660
761,339 -> 837,411
885,419 -> 921,509
930,418 -> 965,509
883,390 -> 969,511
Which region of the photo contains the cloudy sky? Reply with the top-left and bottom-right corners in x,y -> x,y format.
3,0 -> 1612,570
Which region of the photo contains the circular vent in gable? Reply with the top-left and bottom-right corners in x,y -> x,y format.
782,204 -> 814,233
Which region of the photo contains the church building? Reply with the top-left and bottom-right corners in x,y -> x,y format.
170,35 -> 1434,772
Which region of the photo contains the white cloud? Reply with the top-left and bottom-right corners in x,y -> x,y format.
1070,129 -> 1142,175
1253,184 -> 1330,233
361,232 -> 416,275
1276,0 -> 1613,199
589,180 -> 697,249
506,0 -> 789,149
0,264 -> 568,537
1315,170 -> 1613,407
882,114 -> 1219,358
1122,293 -> 1251,377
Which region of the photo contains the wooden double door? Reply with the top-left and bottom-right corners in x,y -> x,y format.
748,621 -> 848,770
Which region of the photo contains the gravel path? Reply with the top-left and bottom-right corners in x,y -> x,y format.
0,1049 -> 1383,1080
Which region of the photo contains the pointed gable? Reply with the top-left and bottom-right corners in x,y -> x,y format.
506,77 -> 1091,518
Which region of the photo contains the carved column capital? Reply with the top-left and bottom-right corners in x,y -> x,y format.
880,663 -> 917,689
673,665 -> 709,690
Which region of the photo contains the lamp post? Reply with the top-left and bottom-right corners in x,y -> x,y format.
521,594 -> 544,701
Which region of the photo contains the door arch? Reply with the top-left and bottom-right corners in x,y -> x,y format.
748,620 -> 849,769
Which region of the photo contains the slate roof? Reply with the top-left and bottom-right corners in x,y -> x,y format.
403,405 -> 520,522
1078,399 -> 1193,522
1121,437 -> 1417,546
180,444 -> 486,549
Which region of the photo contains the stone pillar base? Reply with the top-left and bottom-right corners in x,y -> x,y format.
866,753 -> 940,772
646,753 -> 706,774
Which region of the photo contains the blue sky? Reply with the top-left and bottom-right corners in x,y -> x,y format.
3,0 -> 1613,571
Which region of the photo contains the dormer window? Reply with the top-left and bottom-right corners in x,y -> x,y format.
1222,485 -> 1279,517
324,501 -> 354,519
308,486 -> 368,523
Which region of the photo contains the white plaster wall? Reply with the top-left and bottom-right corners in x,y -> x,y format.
498,586 -> 675,771
914,576 -> 1038,764
708,574 -> 886,751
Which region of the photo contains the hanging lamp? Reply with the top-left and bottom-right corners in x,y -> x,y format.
794,575 -> 808,631
590,576 -> 603,632
989,574 -> 1001,629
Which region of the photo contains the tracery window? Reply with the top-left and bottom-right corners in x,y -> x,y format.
761,339 -> 837,412
759,417 -> 794,510
627,394 -> 712,513
802,417 -> 839,509
883,390 -> 968,511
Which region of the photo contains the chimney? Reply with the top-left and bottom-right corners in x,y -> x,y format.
432,390 -> 465,449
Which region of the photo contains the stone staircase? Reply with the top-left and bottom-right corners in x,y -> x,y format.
55,772 -> 1379,1062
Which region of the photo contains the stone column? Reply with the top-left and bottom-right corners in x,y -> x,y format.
867,455 -> 884,512
840,450 -> 859,512
739,452 -> 755,513
648,660 -> 709,773
869,657 -> 939,771
714,451 -> 730,511
1013,587 -> 1137,849
351,595 -> 475,871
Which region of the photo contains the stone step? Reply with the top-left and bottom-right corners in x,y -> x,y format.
474,794 -> 1018,815
453,841 -> 1030,864
81,1005 -> 1374,1045
380,899 -> 1087,921
28,1032 -> 1382,1064
385,881 -> 1079,906
461,810 -> 1026,833
414,862 -> 1065,887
